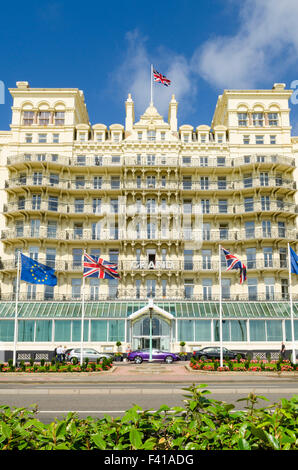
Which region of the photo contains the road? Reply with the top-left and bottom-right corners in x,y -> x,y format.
0,382 -> 297,423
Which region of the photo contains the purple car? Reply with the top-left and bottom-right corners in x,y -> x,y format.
127,349 -> 180,364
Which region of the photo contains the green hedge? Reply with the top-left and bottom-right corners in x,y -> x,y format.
0,385 -> 297,450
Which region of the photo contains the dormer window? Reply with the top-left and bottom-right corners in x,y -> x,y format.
183,134 -> 189,143
54,112 -> 65,125
160,132 -> 165,141
79,133 -> 86,142
23,111 -> 34,126
217,134 -> 224,143
147,130 -> 156,141
96,133 -> 103,142
268,113 -> 278,126
137,132 -> 142,141
113,133 -> 120,142
201,134 -> 207,143
39,111 -> 50,126
238,113 -> 247,126
253,113 -> 264,127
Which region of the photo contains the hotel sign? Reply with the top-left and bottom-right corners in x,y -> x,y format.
131,261 -> 175,270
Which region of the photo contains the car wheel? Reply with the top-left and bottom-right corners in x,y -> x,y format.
71,357 -> 78,364
134,356 -> 143,364
164,356 -> 174,364
200,355 -> 207,361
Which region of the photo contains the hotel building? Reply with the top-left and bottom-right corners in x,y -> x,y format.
0,81 -> 297,360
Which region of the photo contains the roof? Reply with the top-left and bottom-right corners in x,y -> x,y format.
0,302 -> 296,319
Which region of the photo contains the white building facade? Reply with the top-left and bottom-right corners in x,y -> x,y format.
0,81 -> 297,360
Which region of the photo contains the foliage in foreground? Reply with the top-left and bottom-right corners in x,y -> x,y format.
0,385 -> 297,450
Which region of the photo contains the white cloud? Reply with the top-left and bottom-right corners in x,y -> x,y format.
113,30 -> 196,120
191,0 -> 298,89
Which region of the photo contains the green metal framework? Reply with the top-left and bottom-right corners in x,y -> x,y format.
0,301 -> 297,319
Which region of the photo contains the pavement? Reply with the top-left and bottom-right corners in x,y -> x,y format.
1,362 -> 297,384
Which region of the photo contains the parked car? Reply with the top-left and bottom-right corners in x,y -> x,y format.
127,349 -> 180,364
193,347 -> 246,360
65,348 -> 114,363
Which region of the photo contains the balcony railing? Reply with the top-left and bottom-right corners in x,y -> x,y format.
6,153 -> 295,169
0,292 -> 296,302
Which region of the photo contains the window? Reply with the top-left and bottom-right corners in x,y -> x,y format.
161,132 -> 165,141
253,113 -> 263,127
39,112 -> 50,125
200,157 -> 208,167
218,199 -> 228,213
184,279 -> 194,299
260,172 -> 269,186
217,157 -> 225,167
47,221 -> 57,238
202,250 -> 211,270
261,196 -> 270,211
33,172 -> 42,185
268,113 -> 278,126
147,130 -> 156,141
18,196 -> 25,210
110,198 -> 118,213
275,174 -> 283,186
74,223 -> 83,239
245,221 -> 255,238
263,247 -> 273,268
279,247 -> 287,268
243,135 -> 250,144
92,198 -> 101,214
96,133 -> 103,142
217,176 -> 226,190
53,133 -> 59,143
214,320 -> 247,341
23,111 -> 34,125
201,134 -> 207,143
76,155 -> 86,166
137,132 -> 142,141
94,155 -> 103,166
147,176 -> 155,188
54,111 -> 65,125
38,134 -> 47,143
113,133 -> 120,142
219,223 -> 229,240
147,279 -> 156,298
244,197 -> 254,212
135,279 -> 141,299
71,279 -> 81,299
221,278 -> 230,299
32,194 -> 41,210
182,156 -> 191,165
49,173 -> 59,186
111,176 -> 120,189
25,133 -> 32,143
75,176 -> 85,189
238,113 -> 248,126
30,219 -> 40,237
201,199 -> 210,214
265,277 -> 275,300
48,196 -> 58,211
262,220 -> 271,237
203,279 -> 212,300
79,133 -> 86,142
202,223 -> 210,240
243,173 -> 252,188
183,134 -> 189,142
74,198 -> 84,213
184,250 -> 193,270
200,176 -> 209,190
255,135 -> 264,144
281,279 -> 288,300
248,278 -> 258,300
46,248 -> 56,269
278,221 -> 286,238
270,135 -> 276,144
217,134 -> 224,143
90,278 -> 100,300
246,248 -> 256,269
161,279 -> 167,297
93,176 -> 102,189
147,154 -> 155,165
92,222 -> 101,240
72,249 -> 82,269
16,221 -> 24,237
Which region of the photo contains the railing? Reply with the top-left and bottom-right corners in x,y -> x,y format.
0,258 -> 291,272
6,153 -> 296,169
1,226 -> 297,242
0,292 -> 297,302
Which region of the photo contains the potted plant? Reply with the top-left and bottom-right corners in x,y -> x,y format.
115,341 -> 122,361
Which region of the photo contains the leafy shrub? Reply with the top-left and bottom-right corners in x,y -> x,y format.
0,385 -> 297,450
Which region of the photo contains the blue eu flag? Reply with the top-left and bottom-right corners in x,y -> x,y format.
290,247 -> 298,275
20,253 -> 57,286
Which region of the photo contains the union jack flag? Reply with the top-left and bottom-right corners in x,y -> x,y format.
153,68 -> 171,87
83,253 -> 119,279
221,247 -> 247,284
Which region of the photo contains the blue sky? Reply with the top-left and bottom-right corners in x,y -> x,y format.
1,0 -> 298,131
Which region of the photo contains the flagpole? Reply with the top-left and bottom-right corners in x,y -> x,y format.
288,243 -> 296,364
80,250 -> 86,366
13,250 -> 21,367
150,64 -> 153,105
219,244 -> 223,367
